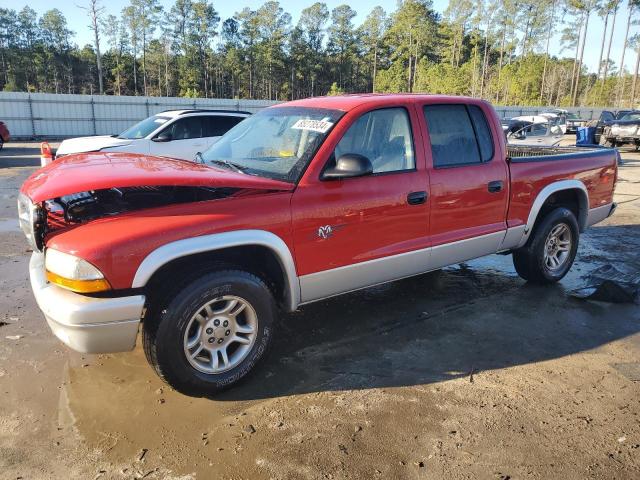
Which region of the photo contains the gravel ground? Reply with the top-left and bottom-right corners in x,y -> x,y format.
0,140 -> 639,480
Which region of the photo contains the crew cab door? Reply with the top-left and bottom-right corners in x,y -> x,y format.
418,102 -> 509,268
291,105 -> 431,303
150,117 -> 208,160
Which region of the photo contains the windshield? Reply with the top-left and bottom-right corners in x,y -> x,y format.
619,112 -> 640,122
118,115 -> 171,139
566,112 -> 580,120
201,106 -> 344,183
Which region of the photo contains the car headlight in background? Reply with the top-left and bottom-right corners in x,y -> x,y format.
17,193 -> 44,251
45,248 -> 111,293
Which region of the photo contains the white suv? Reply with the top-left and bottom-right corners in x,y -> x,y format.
54,110 -> 250,161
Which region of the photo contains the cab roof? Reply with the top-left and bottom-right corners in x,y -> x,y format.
275,93 -> 486,111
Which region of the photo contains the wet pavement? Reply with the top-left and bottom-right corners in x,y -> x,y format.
1,141 -> 640,479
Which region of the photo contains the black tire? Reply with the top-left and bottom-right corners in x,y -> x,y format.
143,270 -> 276,397
512,207 -> 579,284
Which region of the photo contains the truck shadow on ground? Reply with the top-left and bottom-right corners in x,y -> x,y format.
217,223 -> 640,401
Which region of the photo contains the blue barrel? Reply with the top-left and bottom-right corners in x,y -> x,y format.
576,126 -> 596,145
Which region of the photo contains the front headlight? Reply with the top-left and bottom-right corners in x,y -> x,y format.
17,193 -> 44,251
45,248 -> 111,293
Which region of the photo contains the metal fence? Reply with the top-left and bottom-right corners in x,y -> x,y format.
0,92 -> 278,139
0,91 -> 614,139
492,105 -> 610,121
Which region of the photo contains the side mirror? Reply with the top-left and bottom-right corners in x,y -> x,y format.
152,131 -> 172,142
514,133 -> 526,140
195,152 -> 204,164
322,153 -> 373,180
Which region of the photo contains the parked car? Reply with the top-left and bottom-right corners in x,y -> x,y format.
505,116 -> 564,146
54,109 -> 250,161
599,110 -> 640,149
0,120 -> 10,150
538,112 -> 567,133
563,111 -> 587,133
18,94 -> 618,397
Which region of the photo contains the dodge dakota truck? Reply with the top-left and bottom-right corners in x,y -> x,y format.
18,95 -> 618,396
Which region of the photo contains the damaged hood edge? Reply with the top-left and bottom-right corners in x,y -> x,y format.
21,151 -> 295,202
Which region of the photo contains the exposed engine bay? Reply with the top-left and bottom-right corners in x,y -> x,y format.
43,186 -> 239,233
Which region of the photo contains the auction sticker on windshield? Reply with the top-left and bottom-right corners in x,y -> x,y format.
291,119 -> 333,133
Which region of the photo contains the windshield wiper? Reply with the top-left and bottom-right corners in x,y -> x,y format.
209,159 -> 247,174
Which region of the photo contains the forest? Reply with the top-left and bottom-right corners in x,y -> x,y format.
0,0 -> 639,107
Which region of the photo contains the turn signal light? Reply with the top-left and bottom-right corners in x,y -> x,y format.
46,270 -> 112,293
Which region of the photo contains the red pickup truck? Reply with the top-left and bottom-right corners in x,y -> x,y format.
19,95 -> 618,396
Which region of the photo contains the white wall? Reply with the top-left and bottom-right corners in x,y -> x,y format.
0,92 -> 277,138
0,91 -> 612,138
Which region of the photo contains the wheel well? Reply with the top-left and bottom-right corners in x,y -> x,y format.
144,245 -> 289,311
536,188 -> 587,232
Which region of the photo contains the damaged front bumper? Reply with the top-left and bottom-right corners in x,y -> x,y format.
29,252 -> 145,354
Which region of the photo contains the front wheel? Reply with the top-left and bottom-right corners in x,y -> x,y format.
513,207 -> 579,284
143,270 -> 276,397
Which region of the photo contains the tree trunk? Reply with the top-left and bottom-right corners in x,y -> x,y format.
496,21 -> 507,103
372,44 -> 377,93
540,0 -> 556,103
142,35 -> 147,96
480,16 -> 492,98
569,13 -> 585,101
91,6 -> 103,94
572,10 -> 590,106
616,11 -> 632,107
631,45 -> 640,107
596,12 -> 609,80
133,43 -> 138,95
601,6 -> 617,92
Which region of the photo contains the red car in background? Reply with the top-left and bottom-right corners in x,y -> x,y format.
0,121 -> 9,150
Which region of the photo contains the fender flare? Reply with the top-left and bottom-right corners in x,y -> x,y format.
516,179 -> 589,248
131,229 -> 301,312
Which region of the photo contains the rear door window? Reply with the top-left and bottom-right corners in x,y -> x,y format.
468,105 -> 494,162
204,115 -> 245,137
165,117 -> 203,140
423,105 -> 481,167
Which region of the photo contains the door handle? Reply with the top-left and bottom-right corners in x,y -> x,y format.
488,181 -> 503,193
407,191 -> 428,205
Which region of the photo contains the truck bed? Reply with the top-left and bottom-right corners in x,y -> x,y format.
507,145 -> 611,163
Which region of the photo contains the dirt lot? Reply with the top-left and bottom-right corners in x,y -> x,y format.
1,140 -> 639,480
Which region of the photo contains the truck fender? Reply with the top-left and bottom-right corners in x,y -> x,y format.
516,179 -> 589,248
131,230 -> 301,312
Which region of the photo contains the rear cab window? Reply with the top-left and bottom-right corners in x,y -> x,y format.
204,115 -> 245,137
423,104 -> 494,168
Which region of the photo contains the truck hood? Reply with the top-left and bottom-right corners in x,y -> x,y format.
21,151 -> 294,202
56,135 -> 134,156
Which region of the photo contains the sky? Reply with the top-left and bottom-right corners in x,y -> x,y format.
18,0 -> 639,74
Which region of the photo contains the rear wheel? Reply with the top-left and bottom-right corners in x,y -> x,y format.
143,269 -> 276,397
513,207 -> 579,284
